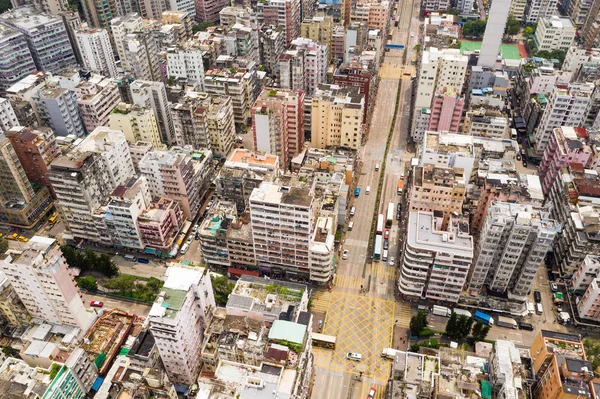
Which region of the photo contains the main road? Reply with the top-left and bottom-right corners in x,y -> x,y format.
310,0 -> 420,397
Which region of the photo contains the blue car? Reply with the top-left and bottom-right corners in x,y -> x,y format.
137,258 -> 150,264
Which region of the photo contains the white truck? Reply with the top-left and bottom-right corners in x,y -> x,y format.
381,348 -> 401,359
432,305 -> 451,317
497,316 -> 518,329
452,308 -> 472,318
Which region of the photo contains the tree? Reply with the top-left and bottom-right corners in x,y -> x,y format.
458,315 -> 475,339
211,275 -> 235,306
414,44 -> 422,53
471,322 -> 490,341
192,21 -> 214,33
506,15 -> 520,36
523,26 -> 534,36
463,19 -> 487,38
2,346 -> 19,358
445,311 -> 459,339
77,276 -> 98,292
0,237 -> 8,254
103,274 -> 136,292
410,310 -> 429,336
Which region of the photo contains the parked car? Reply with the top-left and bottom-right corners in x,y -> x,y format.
347,352 -> 362,361
534,290 -> 542,303
90,301 -> 104,308
396,212 -> 401,221
397,203 -> 402,212
137,258 -> 149,264
342,249 -> 349,260
516,153 -> 521,161
522,159 -> 528,167
551,282 -> 558,291
383,240 -> 389,250
384,230 -> 390,239
367,387 -> 377,399
389,257 -> 395,266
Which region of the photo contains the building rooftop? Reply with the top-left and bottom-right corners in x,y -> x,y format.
407,211 -> 473,257
149,266 -> 206,320
226,149 -> 279,171
250,182 -> 312,207
0,358 -> 51,399
268,320 -> 306,345
0,7 -> 63,32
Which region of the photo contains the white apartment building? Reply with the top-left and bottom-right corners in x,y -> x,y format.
204,69 -> 254,125
510,0 -> 527,21
534,83 -> 593,152
0,236 -> 91,330
573,255 -> 600,292
166,44 -> 205,90
467,114 -> 509,137
110,13 -> 143,68
75,75 -> 122,133
468,202 -> 558,301
34,83 -> 85,137
525,0 -> 556,23
123,31 -> 160,81
413,47 -> 468,142
75,27 -> 117,78
49,127 -> 135,243
131,80 -> 176,145
0,25 -> 36,90
166,0 -> 195,18
310,84 -> 365,150
398,211 -> 474,303
534,16 -> 576,52
148,265 -> 215,385
577,279 -> 600,322
250,182 -> 315,282
103,176 -> 152,250
562,47 -> 600,73
309,216 -> 335,283
279,48 -> 305,91
0,98 -> 19,132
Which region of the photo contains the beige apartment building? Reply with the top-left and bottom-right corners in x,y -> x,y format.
109,102 -> 163,149
300,16 -> 334,61
409,163 -> 466,215
311,84 -> 364,150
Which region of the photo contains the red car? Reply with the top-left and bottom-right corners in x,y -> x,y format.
384,230 -> 390,239
367,387 -> 376,399
90,301 -> 104,308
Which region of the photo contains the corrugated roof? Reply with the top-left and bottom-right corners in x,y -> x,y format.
268,320 -> 306,345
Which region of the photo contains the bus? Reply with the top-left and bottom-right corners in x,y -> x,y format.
376,213 -> 384,235
386,202 -> 394,227
312,333 -> 337,349
374,235 -> 382,260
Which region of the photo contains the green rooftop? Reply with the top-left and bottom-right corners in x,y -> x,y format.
460,41 -> 522,60
160,287 -> 187,319
268,320 -> 307,345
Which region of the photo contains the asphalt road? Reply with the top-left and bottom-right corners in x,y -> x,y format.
311,0 -> 420,397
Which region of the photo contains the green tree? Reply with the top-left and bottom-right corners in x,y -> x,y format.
103,274 -> 136,292
49,363 -> 61,380
77,276 -> 98,291
410,310 -> 429,336
445,311 -> 459,339
2,346 -> 19,358
414,44 -> 422,53
0,237 -> 8,254
463,19 -> 487,37
211,275 -> 235,306
192,21 -> 214,32
471,322 -> 490,341
505,15 -> 520,36
523,26 -> 534,36
458,315 -> 475,339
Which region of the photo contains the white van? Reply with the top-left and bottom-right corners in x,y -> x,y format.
180,243 -> 189,255
382,249 -> 388,261
366,186 -> 371,195
348,221 -> 354,230
350,207 -> 356,216
124,254 -> 137,262
347,352 -> 362,361
375,163 -> 380,171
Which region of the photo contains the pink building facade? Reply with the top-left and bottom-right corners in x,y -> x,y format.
539,126 -> 592,195
427,91 -> 464,133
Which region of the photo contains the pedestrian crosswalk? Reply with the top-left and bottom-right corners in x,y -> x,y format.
311,290 -> 331,313
379,64 -> 404,79
397,302 -> 412,328
332,274 -> 365,290
369,264 -> 396,280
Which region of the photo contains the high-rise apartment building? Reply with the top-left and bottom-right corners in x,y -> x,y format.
250,181 -> 313,280
534,83 -> 593,152
311,84 -> 364,150
427,88 -> 464,133
138,148 -> 211,219
75,27 -> 118,78
44,349 -> 98,399
409,163 -> 466,216
75,75 -> 122,133
109,102 -> 163,149
137,197 -> 183,256
0,271 -> 31,327
148,265 -> 215,385
524,0 -> 556,23
300,16 -> 333,61
204,68 -> 255,125
166,42 -> 205,89
34,82 -> 85,137
252,88 -> 304,167
0,25 -> 36,90
123,31 -> 160,81
582,0 -> 600,48
5,126 -> 58,198
110,13 -> 143,66
131,80 -> 176,145
288,37 -> 327,95
260,0 -> 301,46
0,236 -> 91,330
0,8 -> 76,74
259,26 -> 285,76
49,127 -> 135,243
195,0 -> 229,22
534,16 -> 576,52
468,202 -> 558,301
398,211 -> 473,303
0,98 -> 19,133
278,48 -> 305,91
